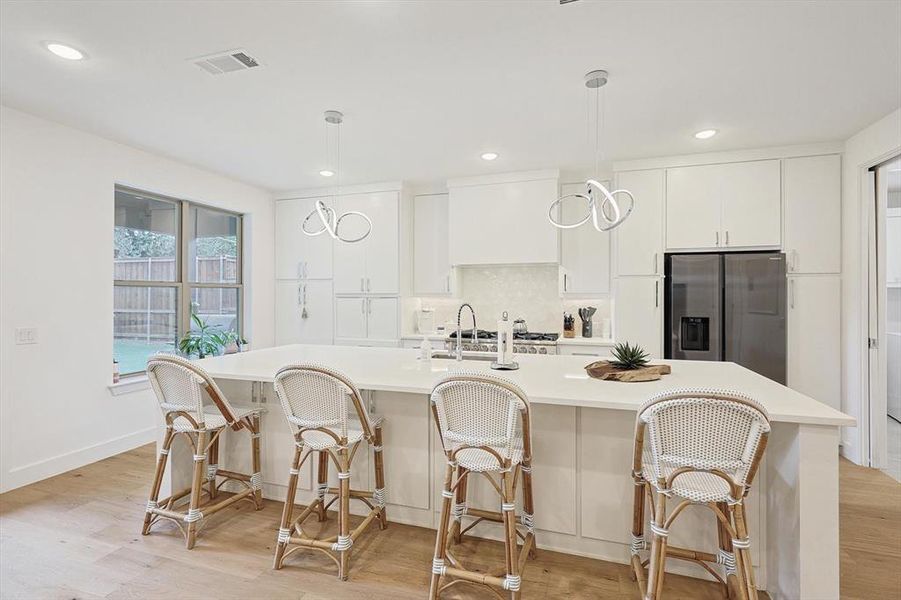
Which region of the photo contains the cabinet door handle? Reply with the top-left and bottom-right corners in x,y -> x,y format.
361,299 -> 366,315
446,274 -> 450,292
655,280 -> 659,308
789,279 -> 795,309
563,273 -> 568,291
725,230 -> 730,246
368,298 -> 372,314
360,277 -> 365,292
653,253 -> 658,275
715,231 -> 720,247
367,277 -> 371,292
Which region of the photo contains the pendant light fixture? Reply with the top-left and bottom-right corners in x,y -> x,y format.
548,70 -> 634,232
302,110 -> 372,243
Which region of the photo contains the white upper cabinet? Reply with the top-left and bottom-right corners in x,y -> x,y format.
613,169 -> 664,276
559,182 -> 611,295
275,197 -> 333,279
332,191 -> 399,294
448,172 -> 558,265
666,160 -> 781,250
413,193 -> 454,295
783,154 -> 841,274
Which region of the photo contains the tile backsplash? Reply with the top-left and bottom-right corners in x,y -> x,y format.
405,264 -> 611,336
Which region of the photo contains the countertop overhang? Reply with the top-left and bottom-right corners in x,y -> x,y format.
196,344 -> 855,427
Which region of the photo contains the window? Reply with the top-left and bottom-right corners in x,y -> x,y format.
114,187 -> 243,376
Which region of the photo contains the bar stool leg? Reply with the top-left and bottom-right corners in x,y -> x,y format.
273,442 -> 303,570
501,469 -> 521,599
337,446 -> 352,581
644,490 -> 668,600
316,451 -> 329,522
630,480 -> 647,592
373,425 -> 388,530
732,501 -> 757,600
715,501 -> 740,599
250,414 -> 263,509
452,464 -> 467,544
142,428 -> 174,535
521,462 -> 537,559
208,434 -> 219,500
185,430 -> 207,550
429,461 -> 455,600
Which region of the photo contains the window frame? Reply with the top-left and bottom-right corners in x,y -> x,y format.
114,185 -> 244,377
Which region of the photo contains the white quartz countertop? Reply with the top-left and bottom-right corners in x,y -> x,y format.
196,345 -> 854,427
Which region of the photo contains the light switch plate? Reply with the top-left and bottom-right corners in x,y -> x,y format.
15,327 -> 38,344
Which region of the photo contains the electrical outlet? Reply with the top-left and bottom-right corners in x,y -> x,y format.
15,327 -> 38,345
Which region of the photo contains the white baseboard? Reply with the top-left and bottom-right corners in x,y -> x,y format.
0,426 -> 157,493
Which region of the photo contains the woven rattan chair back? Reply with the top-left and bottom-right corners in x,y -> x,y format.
639,388 -> 771,490
431,371 -> 530,461
146,354 -> 239,427
273,363 -> 374,442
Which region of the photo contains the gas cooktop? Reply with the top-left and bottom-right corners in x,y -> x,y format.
447,330 -> 559,342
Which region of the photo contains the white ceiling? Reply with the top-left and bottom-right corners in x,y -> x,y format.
1,1 -> 899,192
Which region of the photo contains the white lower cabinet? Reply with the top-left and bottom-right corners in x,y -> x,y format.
275,280 -> 333,345
375,391 -> 431,510
557,343 -> 614,357
613,277 -> 663,358
787,275 -> 841,410
334,296 -> 399,345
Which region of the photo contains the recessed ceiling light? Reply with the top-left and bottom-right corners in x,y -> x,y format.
481,152 -> 499,161
319,170 -> 334,177
45,42 -> 85,61
694,129 -> 717,140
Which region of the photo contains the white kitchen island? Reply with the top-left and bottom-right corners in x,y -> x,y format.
173,344 -> 853,599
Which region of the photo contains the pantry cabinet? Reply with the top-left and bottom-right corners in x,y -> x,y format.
333,191 -> 400,294
613,276 -> 662,358
783,154 -> 841,274
559,182 -> 611,295
613,169 -> 664,276
275,197 -> 333,280
275,279 -> 333,345
413,193 -> 455,295
666,160 -> 781,250
787,275 -> 841,410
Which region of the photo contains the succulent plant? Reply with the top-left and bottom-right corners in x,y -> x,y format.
610,341 -> 650,370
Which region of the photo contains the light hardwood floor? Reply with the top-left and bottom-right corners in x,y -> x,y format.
0,445 -> 898,599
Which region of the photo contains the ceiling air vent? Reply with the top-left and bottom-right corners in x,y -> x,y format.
191,49 -> 262,76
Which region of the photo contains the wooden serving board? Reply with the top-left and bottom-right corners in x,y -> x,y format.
584,360 -> 671,382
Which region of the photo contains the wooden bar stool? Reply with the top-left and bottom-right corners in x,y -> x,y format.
143,355 -> 264,549
271,363 -> 387,581
429,371 -> 536,600
630,388 -> 770,600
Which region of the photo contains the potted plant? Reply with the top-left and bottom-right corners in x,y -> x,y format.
178,314 -> 230,359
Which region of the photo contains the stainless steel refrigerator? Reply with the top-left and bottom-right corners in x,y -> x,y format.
665,252 -> 787,384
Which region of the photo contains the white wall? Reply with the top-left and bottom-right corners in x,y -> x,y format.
0,105 -> 275,492
841,108 -> 901,464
